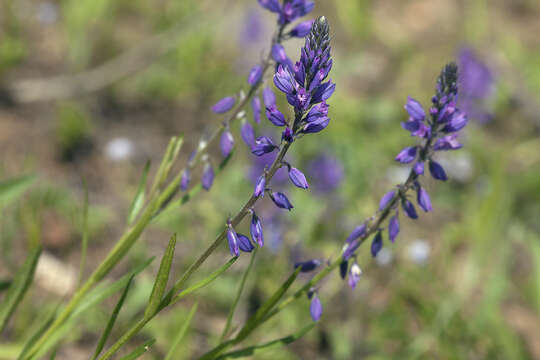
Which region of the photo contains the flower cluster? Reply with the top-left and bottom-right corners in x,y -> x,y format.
339,63 -> 468,292
258,0 -> 314,26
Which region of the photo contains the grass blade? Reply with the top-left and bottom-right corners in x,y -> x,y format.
92,275 -> 135,360
0,245 -> 42,333
78,179 -> 89,287
216,323 -> 316,359
118,338 -> 155,360
17,305 -> 59,360
0,175 -> 35,211
164,303 -> 198,360
127,161 -> 151,225
144,234 -> 176,318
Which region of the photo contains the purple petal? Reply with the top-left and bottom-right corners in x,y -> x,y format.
348,263 -> 362,289
251,96 -> 262,124
310,295 -> 322,322
265,105 -> 287,126
180,169 -> 190,191
388,215 -> 400,243
247,65 -> 263,86
226,228 -> 239,257
212,96 -> 236,114
346,224 -> 366,244
257,0 -> 280,13
252,136 -> 278,156
262,87 -> 276,108
404,96 -> 425,121
254,175 -> 266,198
241,121 -> 255,148
288,167 -> 309,189
201,163 -> 214,191
370,231 -> 383,257
220,130 -> 234,157
434,134 -> 463,151
395,146 -> 418,164
414,162 -> 425,175
429,160 -> 447,181
379,190 -> 396,211
417,187 -> 433,212
270,191 -> 293,210
401,199 -> 418,219
250,212 -> 264,247
237,233 -> 255,253
294,259 -> 320,273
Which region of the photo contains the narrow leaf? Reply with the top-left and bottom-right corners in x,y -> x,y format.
0,245 -> 42,333
216,323 -> 316,359
127,161 -> 151,225
164,303 -> 198,360
78,179 -> 89,287
145,234 -> 176,317
0,175 -> 35,211
17,306 -> 59,360
118,338 -> 155,360
92,275 -> 135,360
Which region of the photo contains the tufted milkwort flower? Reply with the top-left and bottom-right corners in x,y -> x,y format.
258,0 -> 315,26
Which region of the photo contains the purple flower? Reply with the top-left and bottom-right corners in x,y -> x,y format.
226,227 -> 240,257
417,186 -> 432,212
339,260 -> 348,279
433,134 -> 462,151
370,231 -> 383,257
270,191 -> 294,210
379,190 -> 396,211
254,175 -> 266,198
274,65 -> 297,95
307,153 -> 343,193
241,120 -> 255,148
401,120 -> 430,138
442,111 -> 468,133
388,215 -> 399,243
220,130 -> 234,157
250,212 -> 264,247
294,259 -> 320,272
429,160 -> 447,181
404,97 -> 425,121
262,87 -> 276,108
289,20 -> 314,38
311,80 -> 335,104
247,65 -> 263,86
414,162 -> 424,175
180,169 -> 190,191
237,233 -> 255,253
202,163 -> 214,191
265,105 -> 287,126
211,96 -> 236,114
346,224 -> 366,244
279,0 -> 315,25
251,96 -> 262,124
310,294 -> 322,322
271,44 -> 293,70
281,127 -> 294,142
395,146 -> 418,164
401,199 -> 418,219
288,167 -> 309,189
252,136 -> 278,156
348,263 -> 362,289
258,0 -> 280,13
343,239 -> 360,261
304,101 -> 329,122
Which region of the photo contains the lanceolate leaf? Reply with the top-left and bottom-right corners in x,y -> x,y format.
145,234 -> 177,318
0,245 -> 42,333
117,338 -> 155,360
127,161 -> 151,225
164,303 -> 198,360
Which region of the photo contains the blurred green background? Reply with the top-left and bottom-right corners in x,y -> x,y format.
1,0 -> 540,359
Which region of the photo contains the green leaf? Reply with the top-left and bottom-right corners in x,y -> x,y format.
92,275 -> 135,360
17,306 -> 59,360
118,338 -> 155,360
78,179 -> 89,287
216,323 -> 316,359
0,175 -> 35,211
145,234 -> 176,318
0,245 -> 42,333
164,303 -> 198,360
127,161 -> 151,225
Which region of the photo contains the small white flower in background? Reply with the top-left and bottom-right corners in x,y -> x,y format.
375,247 -> 393,266
407,239 -> 431,265
36,2 -> 58,25
105,137 -> 134,161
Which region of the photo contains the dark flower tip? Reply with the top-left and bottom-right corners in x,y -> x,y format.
294,259 -> 321,273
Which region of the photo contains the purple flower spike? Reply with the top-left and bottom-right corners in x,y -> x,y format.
241,121 -> 255,148
252,136 -> 278,156
180,169 -> 190,191
220,130 -> 234,157
401,199 -> 418,219
262,87 -> 276,108
395,146 -> 418,164
289,20 -> 314,38
250,212 -> 264,247
379,190 -> 396,211
414,162 -> 425,175
429,160 -> 448,181
212,96 -> 236,114
388,215 -> 400,243
443,111 -> 468,133
417,187 -> 433,212
348,263 -> 362,290
265,105 -> 287,126
202,163 -> 214,191
226,227 -> 239,257
310,295 -> 322,322
270,191 -> 294,210
294,259 -> 320,273
288,167 -> 309,189
254,175 -> 266,198
339,260 -> 348,279
433,134 -> 462,151
248,65 -> 263,86
370,231 -> 383,257
251,96 -> 262,124
346,224 -> 366,244
404,97 -> 425,121
237,233 -> 255,253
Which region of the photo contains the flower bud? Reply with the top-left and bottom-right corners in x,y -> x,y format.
270,191 -> 294,210
288,167 -> 309,189
250,211 -> 264,247
211,96 -> 236,114
201,162 -> 214,191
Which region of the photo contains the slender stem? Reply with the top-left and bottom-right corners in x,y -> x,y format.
221,248 -> 258,341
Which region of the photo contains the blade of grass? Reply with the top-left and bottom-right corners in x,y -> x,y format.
0,175 -> 35,211
118,338 -> 155,360
221,249 -> 258,341
0,245 -> 42,333
216,323 -> 316,359
92,274 -> 135,360
17,306 -> 59,360
127,161 -> 151,226
144,234 -> 176,318
78,179 -> 89,287
164,303 -> 198,360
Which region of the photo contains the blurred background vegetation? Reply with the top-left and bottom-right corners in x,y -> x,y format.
1,0 -> 540,359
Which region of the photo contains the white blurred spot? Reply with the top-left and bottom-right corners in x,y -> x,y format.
35,252 -> 76,296
437,151 -> 474,183
105,137 -> 134,161
407,239 -> 431,265
375,248 -> 393,266
386,166 -> 410,183
36,2 -> 58,25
